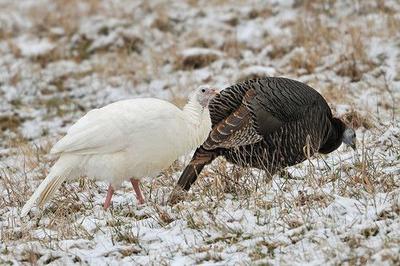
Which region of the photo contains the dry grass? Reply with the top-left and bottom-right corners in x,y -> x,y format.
1,126 -> 399,263
286,12 -> 339,73
27,0 -> 101,37
1,0 -> 399,264
342,109 -> 375,129
335,27 -> 377,82
0,114 -> 22,133
175,50 -> 221,70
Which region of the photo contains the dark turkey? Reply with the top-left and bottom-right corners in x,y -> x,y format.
169,77 -> 356,202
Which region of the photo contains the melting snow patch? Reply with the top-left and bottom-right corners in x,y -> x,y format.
238,66 -> 277,81
237,21 -> 264,47
181,47 -> 223,58
15,36 -> 55,57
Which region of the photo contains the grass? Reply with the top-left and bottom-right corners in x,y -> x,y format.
1,122 -> 399,263
0,0 -> 399,264
175,49 -> 221,70
0,114 -> 22,133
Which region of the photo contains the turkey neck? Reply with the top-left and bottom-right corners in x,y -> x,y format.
319,118 -> 345,154
182,98 -> 212,150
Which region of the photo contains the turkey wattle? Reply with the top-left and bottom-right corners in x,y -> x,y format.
21,86 -> 218,217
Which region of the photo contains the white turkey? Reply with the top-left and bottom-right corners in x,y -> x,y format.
21,86 -> 219,217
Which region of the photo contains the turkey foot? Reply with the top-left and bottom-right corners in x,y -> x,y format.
130,178 -> 145,204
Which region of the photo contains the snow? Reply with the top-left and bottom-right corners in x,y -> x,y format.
15,36 -> 55,57
237,21 -> 265,49
181,48 -> 223,58
1,0 -> 400,265
239,65 -> 277,79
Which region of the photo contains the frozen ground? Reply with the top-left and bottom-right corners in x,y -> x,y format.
0,0 -> 399,265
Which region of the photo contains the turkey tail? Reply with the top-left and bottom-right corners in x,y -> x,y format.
20,155 -> 76,217
168,147 -> 217,205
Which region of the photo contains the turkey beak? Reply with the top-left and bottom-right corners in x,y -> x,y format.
210,88 -> 219,96
206,88 -> 219,103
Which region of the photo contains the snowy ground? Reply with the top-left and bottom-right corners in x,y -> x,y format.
1,0 -> 399,265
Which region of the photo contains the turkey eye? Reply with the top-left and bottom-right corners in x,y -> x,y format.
201,89 -> 206,93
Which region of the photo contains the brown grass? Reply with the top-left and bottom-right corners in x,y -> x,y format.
0,0 -> 399,264
342,109 -> 375,129
1,110 -> 398,264
0,114 -> 22,133
335,27 -> 377,82
176,50 -> 221,70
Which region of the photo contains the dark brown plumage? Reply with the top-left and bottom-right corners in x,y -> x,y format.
169,77 -> 355,201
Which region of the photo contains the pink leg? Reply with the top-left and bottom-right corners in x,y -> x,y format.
103,184 -> 114,209
130,178 -> 145,205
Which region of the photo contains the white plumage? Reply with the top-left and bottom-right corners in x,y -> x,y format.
21,86 -> 218,217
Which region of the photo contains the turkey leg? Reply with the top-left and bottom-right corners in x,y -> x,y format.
103,184 -> 114,209
130,178 -> 145,204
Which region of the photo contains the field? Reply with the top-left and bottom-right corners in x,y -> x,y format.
0,0 -> 399,265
